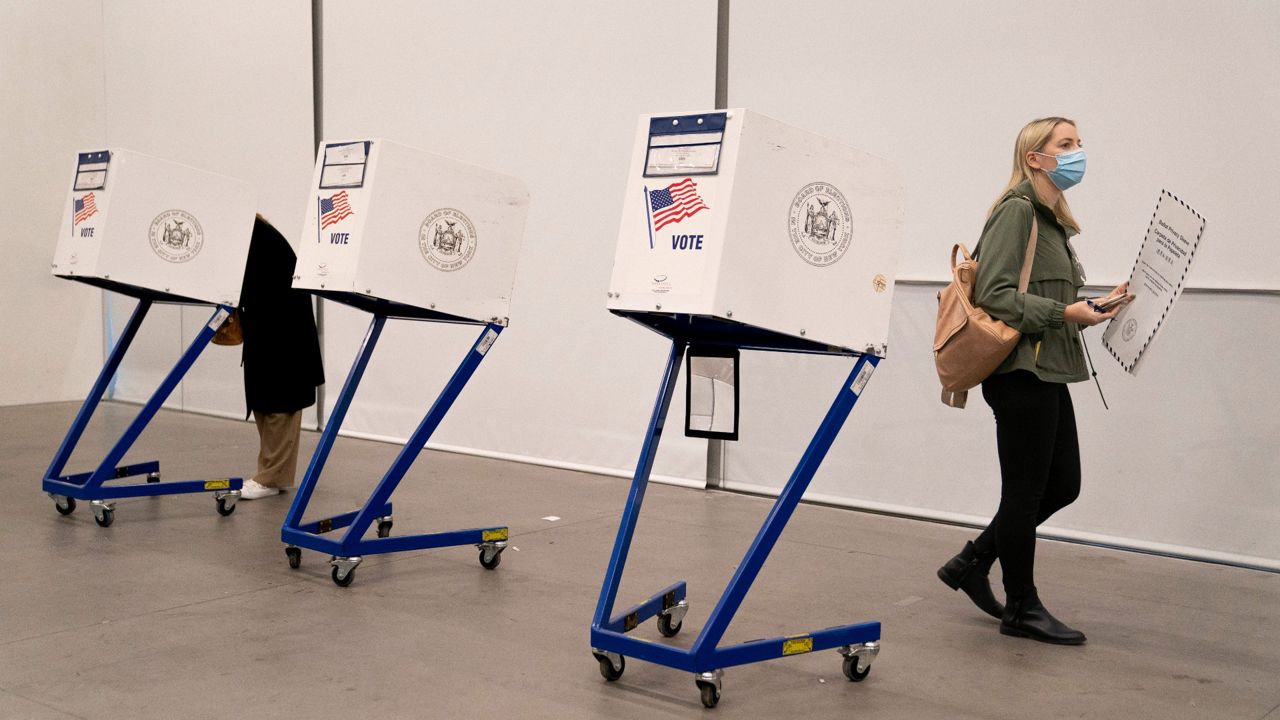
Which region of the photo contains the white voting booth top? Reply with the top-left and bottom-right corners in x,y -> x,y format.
294,138 -> 530,324
53,149 -> 256,306
607,109 -> 903,356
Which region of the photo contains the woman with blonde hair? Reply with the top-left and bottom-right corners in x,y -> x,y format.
936,117 -> 1129,645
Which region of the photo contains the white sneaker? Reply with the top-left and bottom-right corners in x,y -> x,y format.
240,479 -> 285,500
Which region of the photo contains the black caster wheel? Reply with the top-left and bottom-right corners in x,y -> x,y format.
215,497 -> 236,516
94,507 -> 114,528
479,549 -> 502,570
842,655 -> 870,682
698,682 -> 720,708
146,472 -> 161,483
331,565 -> 355,587
285,547 -> 302,570
54,496 -> 76,516
596,654 -> 624,681
657,613 -> 682,638
376,519 -> 393,538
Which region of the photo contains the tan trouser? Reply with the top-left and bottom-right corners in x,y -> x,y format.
253,410 -> 303,489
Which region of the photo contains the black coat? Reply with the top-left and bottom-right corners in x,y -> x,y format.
239,217 -> 324,415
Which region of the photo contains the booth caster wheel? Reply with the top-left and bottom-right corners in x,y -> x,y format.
699,683 -> 720,708
52,495 -> 76,516
695,670 -> 723,708
91,501 -> 115,528
657,613 -> 682,638
214,490 -> 240,517
376,517 -> 393,538
478,541 -> 505,570
842,655 -> 870,682
330,556 -> 361,587
839,641 -> 878,682
146,471 -> 161,483
593,650 -> 624,681
657,600 -> 688,638
285,546 -> 302,569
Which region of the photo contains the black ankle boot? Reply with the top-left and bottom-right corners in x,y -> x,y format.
1000,589 -> 1086,645
937,541 -> 1004,619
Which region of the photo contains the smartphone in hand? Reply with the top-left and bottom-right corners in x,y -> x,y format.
1088,293 -> 1134,312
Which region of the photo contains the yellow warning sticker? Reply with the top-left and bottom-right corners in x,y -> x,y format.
204,479 -> 231,491
482,528 -> 509,542
781,636 -> 813,656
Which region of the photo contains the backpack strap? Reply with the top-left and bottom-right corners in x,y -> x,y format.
1017,207 -> 1038,293
975,194 -> 1040,276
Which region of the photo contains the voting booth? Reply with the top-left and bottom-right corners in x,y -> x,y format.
281,138 -> 529,587
43,149 -> 254,526
590,110 -> 903,707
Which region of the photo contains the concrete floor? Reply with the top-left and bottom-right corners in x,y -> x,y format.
1,401 -> 1277,719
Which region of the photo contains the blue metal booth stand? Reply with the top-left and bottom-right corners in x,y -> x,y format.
280,294 -> 509,587
590,313 -> 881,708
43,286 -> 243,527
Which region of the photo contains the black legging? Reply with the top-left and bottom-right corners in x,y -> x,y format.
971,370 -> 1081,600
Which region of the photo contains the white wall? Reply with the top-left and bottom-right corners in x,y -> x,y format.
317,1 -> 717,484
97,0 -> 317,423
0,1 -> 107,406
729,0 -> 1280,289
725,0 -> 1280,567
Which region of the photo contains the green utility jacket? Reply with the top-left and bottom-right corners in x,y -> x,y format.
974,180 -> 1088,383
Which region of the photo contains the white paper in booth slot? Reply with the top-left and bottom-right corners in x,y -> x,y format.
1102,190 -> 1207,375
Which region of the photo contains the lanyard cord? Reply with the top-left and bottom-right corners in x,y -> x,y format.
1080,332 -> 1109,410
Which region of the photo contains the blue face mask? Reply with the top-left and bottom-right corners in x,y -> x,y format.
1038,149 -> 1086,190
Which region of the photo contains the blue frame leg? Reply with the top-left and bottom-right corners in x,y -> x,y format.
281,320 -> 511,586
44,299 -> 150,486
590,349 -> 883,703
42,303 -> 244,524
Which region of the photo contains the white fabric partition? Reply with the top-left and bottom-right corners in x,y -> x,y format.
317,1 -> 717,485
96,0 -> 316,423
724,286 -> 1280,569
724,0 -> 1280,567
1,1 -> 107,406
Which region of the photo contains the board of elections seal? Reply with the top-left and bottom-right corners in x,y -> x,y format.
148,210 -> 203,263
1121,317 -> 1138,342
419,208 -> 476,272
788,182 -> 853,267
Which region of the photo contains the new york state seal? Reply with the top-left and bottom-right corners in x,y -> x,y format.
419,208 -> 476,272
148,210 -> 203,263
788,182 -> 852,267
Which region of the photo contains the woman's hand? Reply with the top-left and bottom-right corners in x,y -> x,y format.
1065,299 -> 1120,326
1065,281 -> 1132,326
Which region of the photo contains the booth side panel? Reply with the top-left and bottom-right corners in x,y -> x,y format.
356,139 -> 528,322
716,113 -> 903,354
93,150 -> 256,307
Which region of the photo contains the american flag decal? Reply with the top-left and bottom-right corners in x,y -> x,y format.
319,190 -> 354,229
649,178 -> 708,231
73,193 -> 98,225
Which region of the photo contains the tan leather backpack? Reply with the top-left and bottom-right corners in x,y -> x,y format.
934,202 -> 1037,408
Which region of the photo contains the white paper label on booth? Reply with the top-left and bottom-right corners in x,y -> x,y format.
207,307 -> 230,330
850,361 -> 874,396
320,141 -> 371,189
1102,189 -> 1206,375
644,113 -> 726,177
475,328 -> 499,355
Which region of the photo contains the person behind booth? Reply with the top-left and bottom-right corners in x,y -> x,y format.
238,214 -> 324,500
935,117 -> 1128,645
